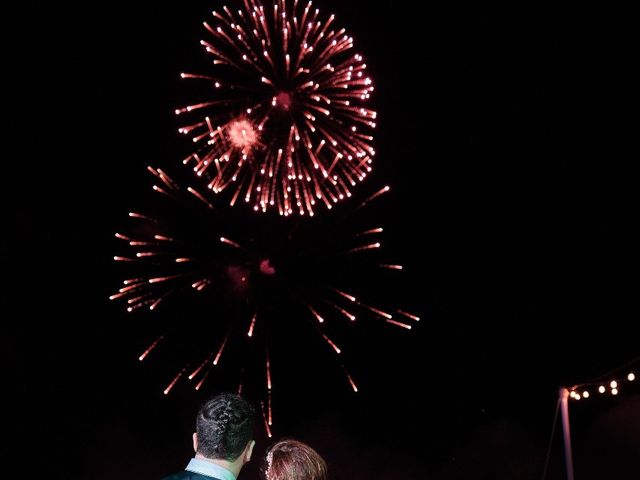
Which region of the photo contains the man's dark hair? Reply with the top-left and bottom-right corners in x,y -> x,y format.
196,393 -> 255,461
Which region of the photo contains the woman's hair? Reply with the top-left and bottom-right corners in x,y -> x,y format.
261,439 -> 328,480
196,393 -> 255,461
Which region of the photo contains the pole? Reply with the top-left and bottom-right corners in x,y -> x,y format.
559,387 -> 575,480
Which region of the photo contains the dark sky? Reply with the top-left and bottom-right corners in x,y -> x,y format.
5,1 -> 638,479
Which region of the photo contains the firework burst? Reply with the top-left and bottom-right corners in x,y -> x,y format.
111,167 -> 416,430
176,0 -> 376,216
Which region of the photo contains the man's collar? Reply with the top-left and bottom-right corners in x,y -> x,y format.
185,458 -> 236,480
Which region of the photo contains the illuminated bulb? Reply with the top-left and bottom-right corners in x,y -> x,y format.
611,388 -> 618,395
610,380 -> 618,388
570,391 -> 577,399
628,373 -> 636,381
598,386 -> 606,393
575,393 -> 581,400
583,391 -> 589,398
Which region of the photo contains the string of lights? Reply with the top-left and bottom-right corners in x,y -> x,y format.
568,356 -> 639,401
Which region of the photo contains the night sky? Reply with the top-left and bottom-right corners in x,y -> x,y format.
5,1 -> 638,479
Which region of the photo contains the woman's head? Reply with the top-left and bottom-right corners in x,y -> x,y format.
262,439 -> 327,480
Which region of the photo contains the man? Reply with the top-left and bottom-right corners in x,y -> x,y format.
163,393 -> 256,480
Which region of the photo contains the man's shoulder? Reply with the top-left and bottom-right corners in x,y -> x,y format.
161,471 -> 221,480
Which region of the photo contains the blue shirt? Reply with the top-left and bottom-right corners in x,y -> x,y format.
185,458 -> 236,480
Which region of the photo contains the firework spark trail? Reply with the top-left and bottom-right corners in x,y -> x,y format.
164,366 -> 189,395
342,365 -> 358,393
247,313 -> 258,337
266,352 -> 272,391
261,401 -> 273,438
138,335 -> 165,361
177,0 -> 376,216
189,354 -> 213,380
397,309 -> 420,322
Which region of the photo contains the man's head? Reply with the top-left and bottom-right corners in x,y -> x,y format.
193,393 -> 255,466
261,439 -> 327,480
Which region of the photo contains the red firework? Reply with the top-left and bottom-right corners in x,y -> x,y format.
111,167 -> 419,429
176,0 -> 376,216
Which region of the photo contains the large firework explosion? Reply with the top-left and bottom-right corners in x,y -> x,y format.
176,0 -> 376,217
111,166 -> 418,433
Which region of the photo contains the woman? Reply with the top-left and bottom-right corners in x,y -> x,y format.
261,439 -> 328,480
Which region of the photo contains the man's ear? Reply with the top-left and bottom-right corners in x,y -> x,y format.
192,433 -> 198,453
245,439 -> 256,462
